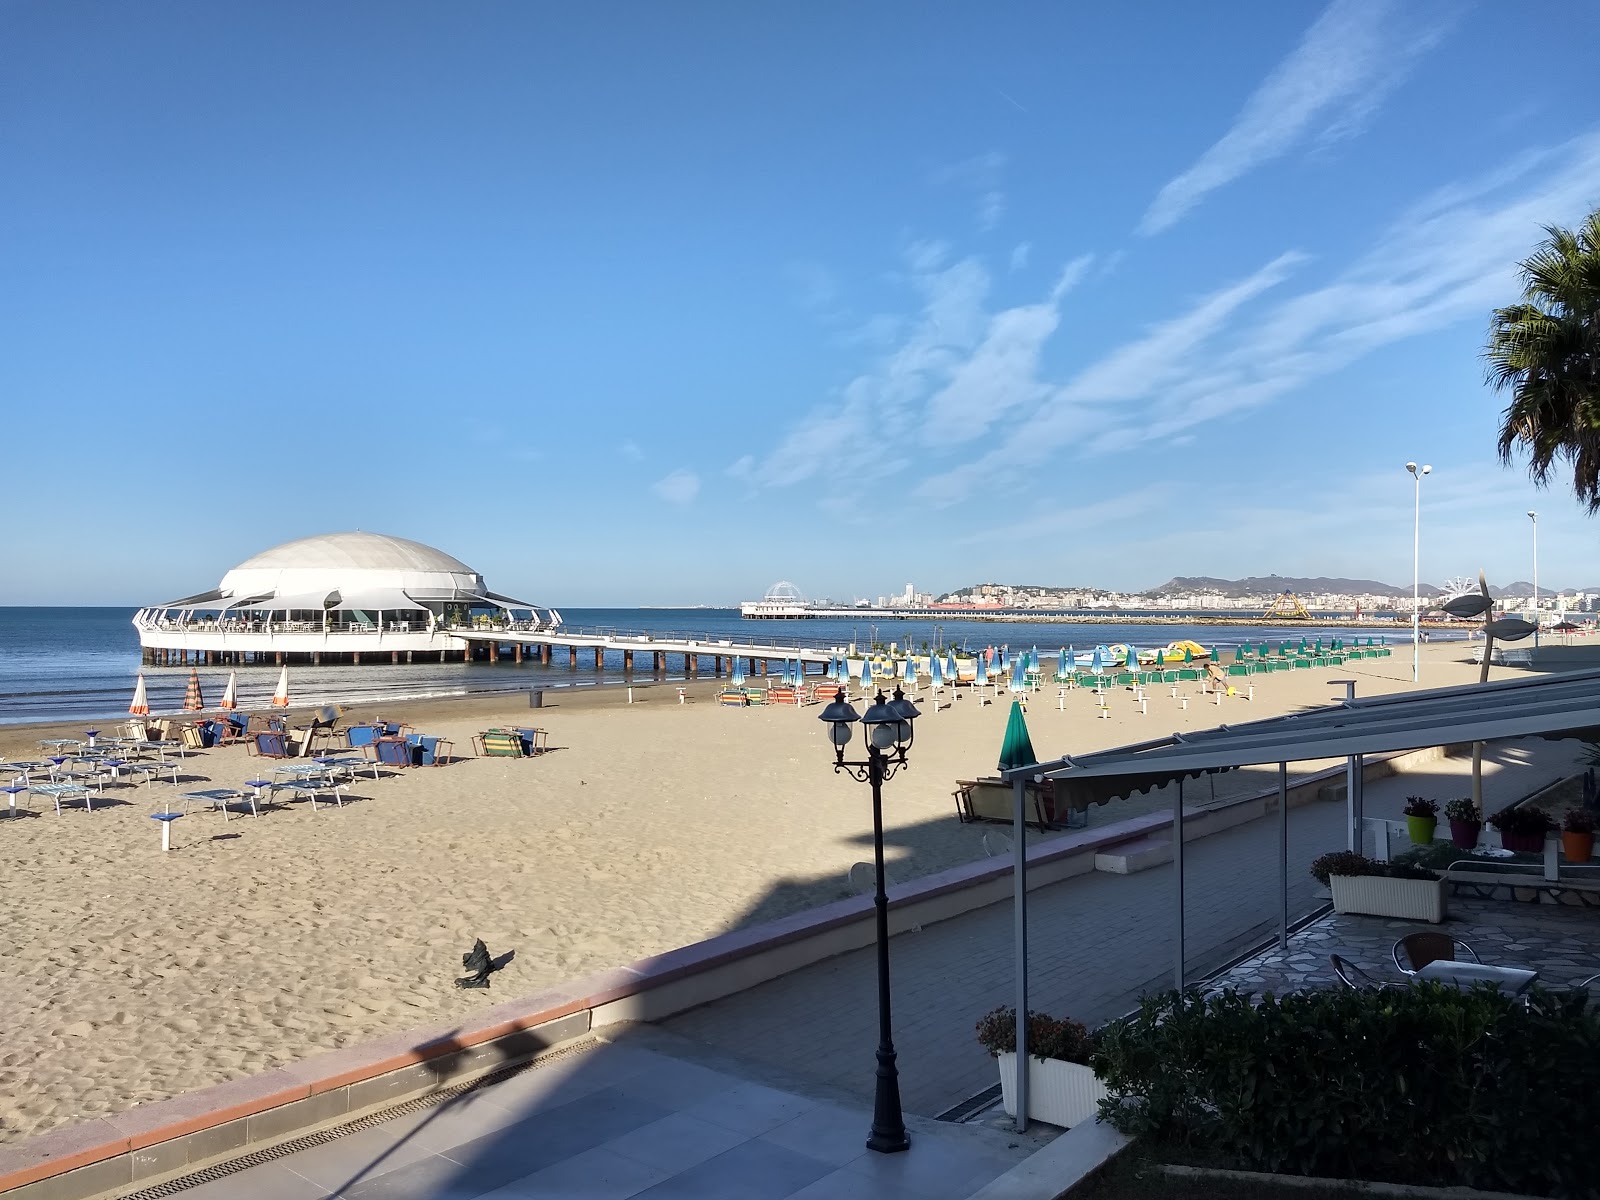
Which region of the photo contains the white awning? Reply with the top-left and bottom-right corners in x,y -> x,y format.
1002,668 -> 1600,798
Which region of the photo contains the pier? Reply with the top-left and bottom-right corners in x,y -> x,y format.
138,618 -> 851,677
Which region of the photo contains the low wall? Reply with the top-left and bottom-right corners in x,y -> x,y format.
0,746 -> 1442,1199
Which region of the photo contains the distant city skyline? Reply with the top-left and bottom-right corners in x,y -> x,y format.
4,2 -> 1599,605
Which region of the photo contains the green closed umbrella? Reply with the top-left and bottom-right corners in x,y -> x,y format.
1183,646 -> 1193,663
998,700 -> 1037,771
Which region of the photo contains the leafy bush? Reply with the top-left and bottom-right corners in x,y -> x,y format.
1401,795 -> 1438,818
1308,851 -> 1436,886
974,1006 -> 1095,1065
1308,851 -> 1374,886
1443,796 -> 1480,823
1092,985 -> 1600,1196
1488,804 -> 1555,834
1566,807 -> 1597,834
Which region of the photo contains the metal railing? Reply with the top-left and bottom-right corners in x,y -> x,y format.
441,622 -> 847,654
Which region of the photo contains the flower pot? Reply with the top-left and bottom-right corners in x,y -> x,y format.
1563,830 -> 1595,863
1329,874 -> 1447,923
1448,819 -> 1481,850
1498,830 -> 1547,854
996,1053 -> 1108,1129
1405,816 -> 1437,844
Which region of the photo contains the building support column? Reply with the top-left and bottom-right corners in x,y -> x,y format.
594,647 -> 604,670
540,643 -> 551,665
623,649 -> 633,672
687,654 -> 698,676
568,646 -> 578,669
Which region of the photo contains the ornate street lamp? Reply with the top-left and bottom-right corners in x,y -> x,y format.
818,685 -> 920,1154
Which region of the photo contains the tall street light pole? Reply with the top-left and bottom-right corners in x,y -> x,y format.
1528,510 -> 1539,650
818,685 -> 921,1154
1406,462 -> 1431,683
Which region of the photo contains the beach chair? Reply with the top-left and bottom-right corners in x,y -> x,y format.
767,686 -> 799,706
372,737 -> 412,769
405,734 -> 452,766
474,730 -> 525,758
510,727 -> 548,755
717,689 -> 747,707
743,688 -> 768,706
125,720 -> 149,741
345,725 -> 379,749
180,725 -> 207,750
246,731 -> 292,759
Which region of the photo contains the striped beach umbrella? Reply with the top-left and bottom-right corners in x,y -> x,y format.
219,671 -> 238,711
183,668 -> 205,712
129,673 -> 150,716
270,664 -> 291,708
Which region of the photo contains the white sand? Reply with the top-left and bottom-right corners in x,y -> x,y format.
0,644 -> 1500,1142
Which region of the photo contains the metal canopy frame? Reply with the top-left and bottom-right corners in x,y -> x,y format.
998,667 -> 1600,1133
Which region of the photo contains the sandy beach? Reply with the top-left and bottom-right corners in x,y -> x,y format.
0,643 -> 1510,1143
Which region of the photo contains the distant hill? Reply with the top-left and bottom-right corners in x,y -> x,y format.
1148,575 -> 1439,599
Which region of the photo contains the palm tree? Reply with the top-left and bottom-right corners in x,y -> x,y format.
1487,208 -> 1600,509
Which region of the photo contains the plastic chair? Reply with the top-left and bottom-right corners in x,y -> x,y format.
1392,933 -> 1480,976
1330,954 -> 1391,992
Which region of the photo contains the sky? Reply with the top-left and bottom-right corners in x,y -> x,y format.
4,1 -> 1600,606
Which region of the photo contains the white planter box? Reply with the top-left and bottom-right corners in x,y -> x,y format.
996,1053 -> 1108,1129
1329,874 -> 1446,923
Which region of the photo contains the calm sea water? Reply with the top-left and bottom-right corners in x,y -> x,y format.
0,607 -> 1430,725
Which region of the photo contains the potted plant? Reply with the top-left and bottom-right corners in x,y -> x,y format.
1402,796 -> 1439,844
1444,797 -> 1481,850
1562,808 -> 1596,863
976,1006 -> 1107,1128
1310,851 -> 1446,923
1487,804 -> 1555,854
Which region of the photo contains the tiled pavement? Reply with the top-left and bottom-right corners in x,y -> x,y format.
1211,896 -> 1600,996
178,1029 -> 1042,1200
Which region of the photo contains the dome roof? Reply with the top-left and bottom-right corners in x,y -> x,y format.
230,532 -> 475,575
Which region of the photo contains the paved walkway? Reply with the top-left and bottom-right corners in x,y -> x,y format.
173,1027 -> 1043,1200
664,739 -> 1589,1116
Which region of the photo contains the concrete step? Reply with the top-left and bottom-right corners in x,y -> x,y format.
1094,836 -> 1173,875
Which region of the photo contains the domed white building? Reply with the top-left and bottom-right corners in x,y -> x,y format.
135,532 -> 559,666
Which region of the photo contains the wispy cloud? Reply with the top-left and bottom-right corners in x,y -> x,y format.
1138,0 -> 1450,236
1009,242 -> 1032,272
652,469 -> 700,505
932,151 -> 1008,233
620,440 -> 644,462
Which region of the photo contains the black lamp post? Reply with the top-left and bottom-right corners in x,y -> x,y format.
818,684 -> 920,1154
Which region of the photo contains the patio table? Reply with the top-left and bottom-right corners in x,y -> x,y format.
1417,961 -> 1538,995
29,782 -> 95,815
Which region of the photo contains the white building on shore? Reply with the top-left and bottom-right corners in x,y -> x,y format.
134,532 -> 559,666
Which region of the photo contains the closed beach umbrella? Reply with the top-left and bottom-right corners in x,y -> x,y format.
998,700 -> 1037,771
931,656 -> 944,688
732,659 -> 746,686
220,671 -> 238,711
947,650 -> 958,679
976,655 -> 989,686
858,657 -> 872,686
1184,645 -> 1193,663
129,673 -> 150,716
270,664 -> 291,708
1125,646 -> 1137,670
1091,647 -> 1105,674
183,668 -> 205,712
901,656 -> 914,683
1055,648 -> 1069,681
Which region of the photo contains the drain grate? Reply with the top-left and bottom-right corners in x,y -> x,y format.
117,1036 -> 602,1199
937,1083 -> 1002,1124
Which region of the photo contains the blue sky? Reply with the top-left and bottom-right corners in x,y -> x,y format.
5,1 -> 1600,606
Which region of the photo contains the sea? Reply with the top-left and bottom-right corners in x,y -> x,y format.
0,607 -> 1447,726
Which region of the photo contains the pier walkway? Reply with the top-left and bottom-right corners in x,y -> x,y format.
447,624 -> 848,675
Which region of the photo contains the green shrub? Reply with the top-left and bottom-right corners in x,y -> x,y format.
1489,804 -> 1555,834
1308,851 -> 1435,886
1092,985 -> 1600,1196
1444,796 -> 1479,823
